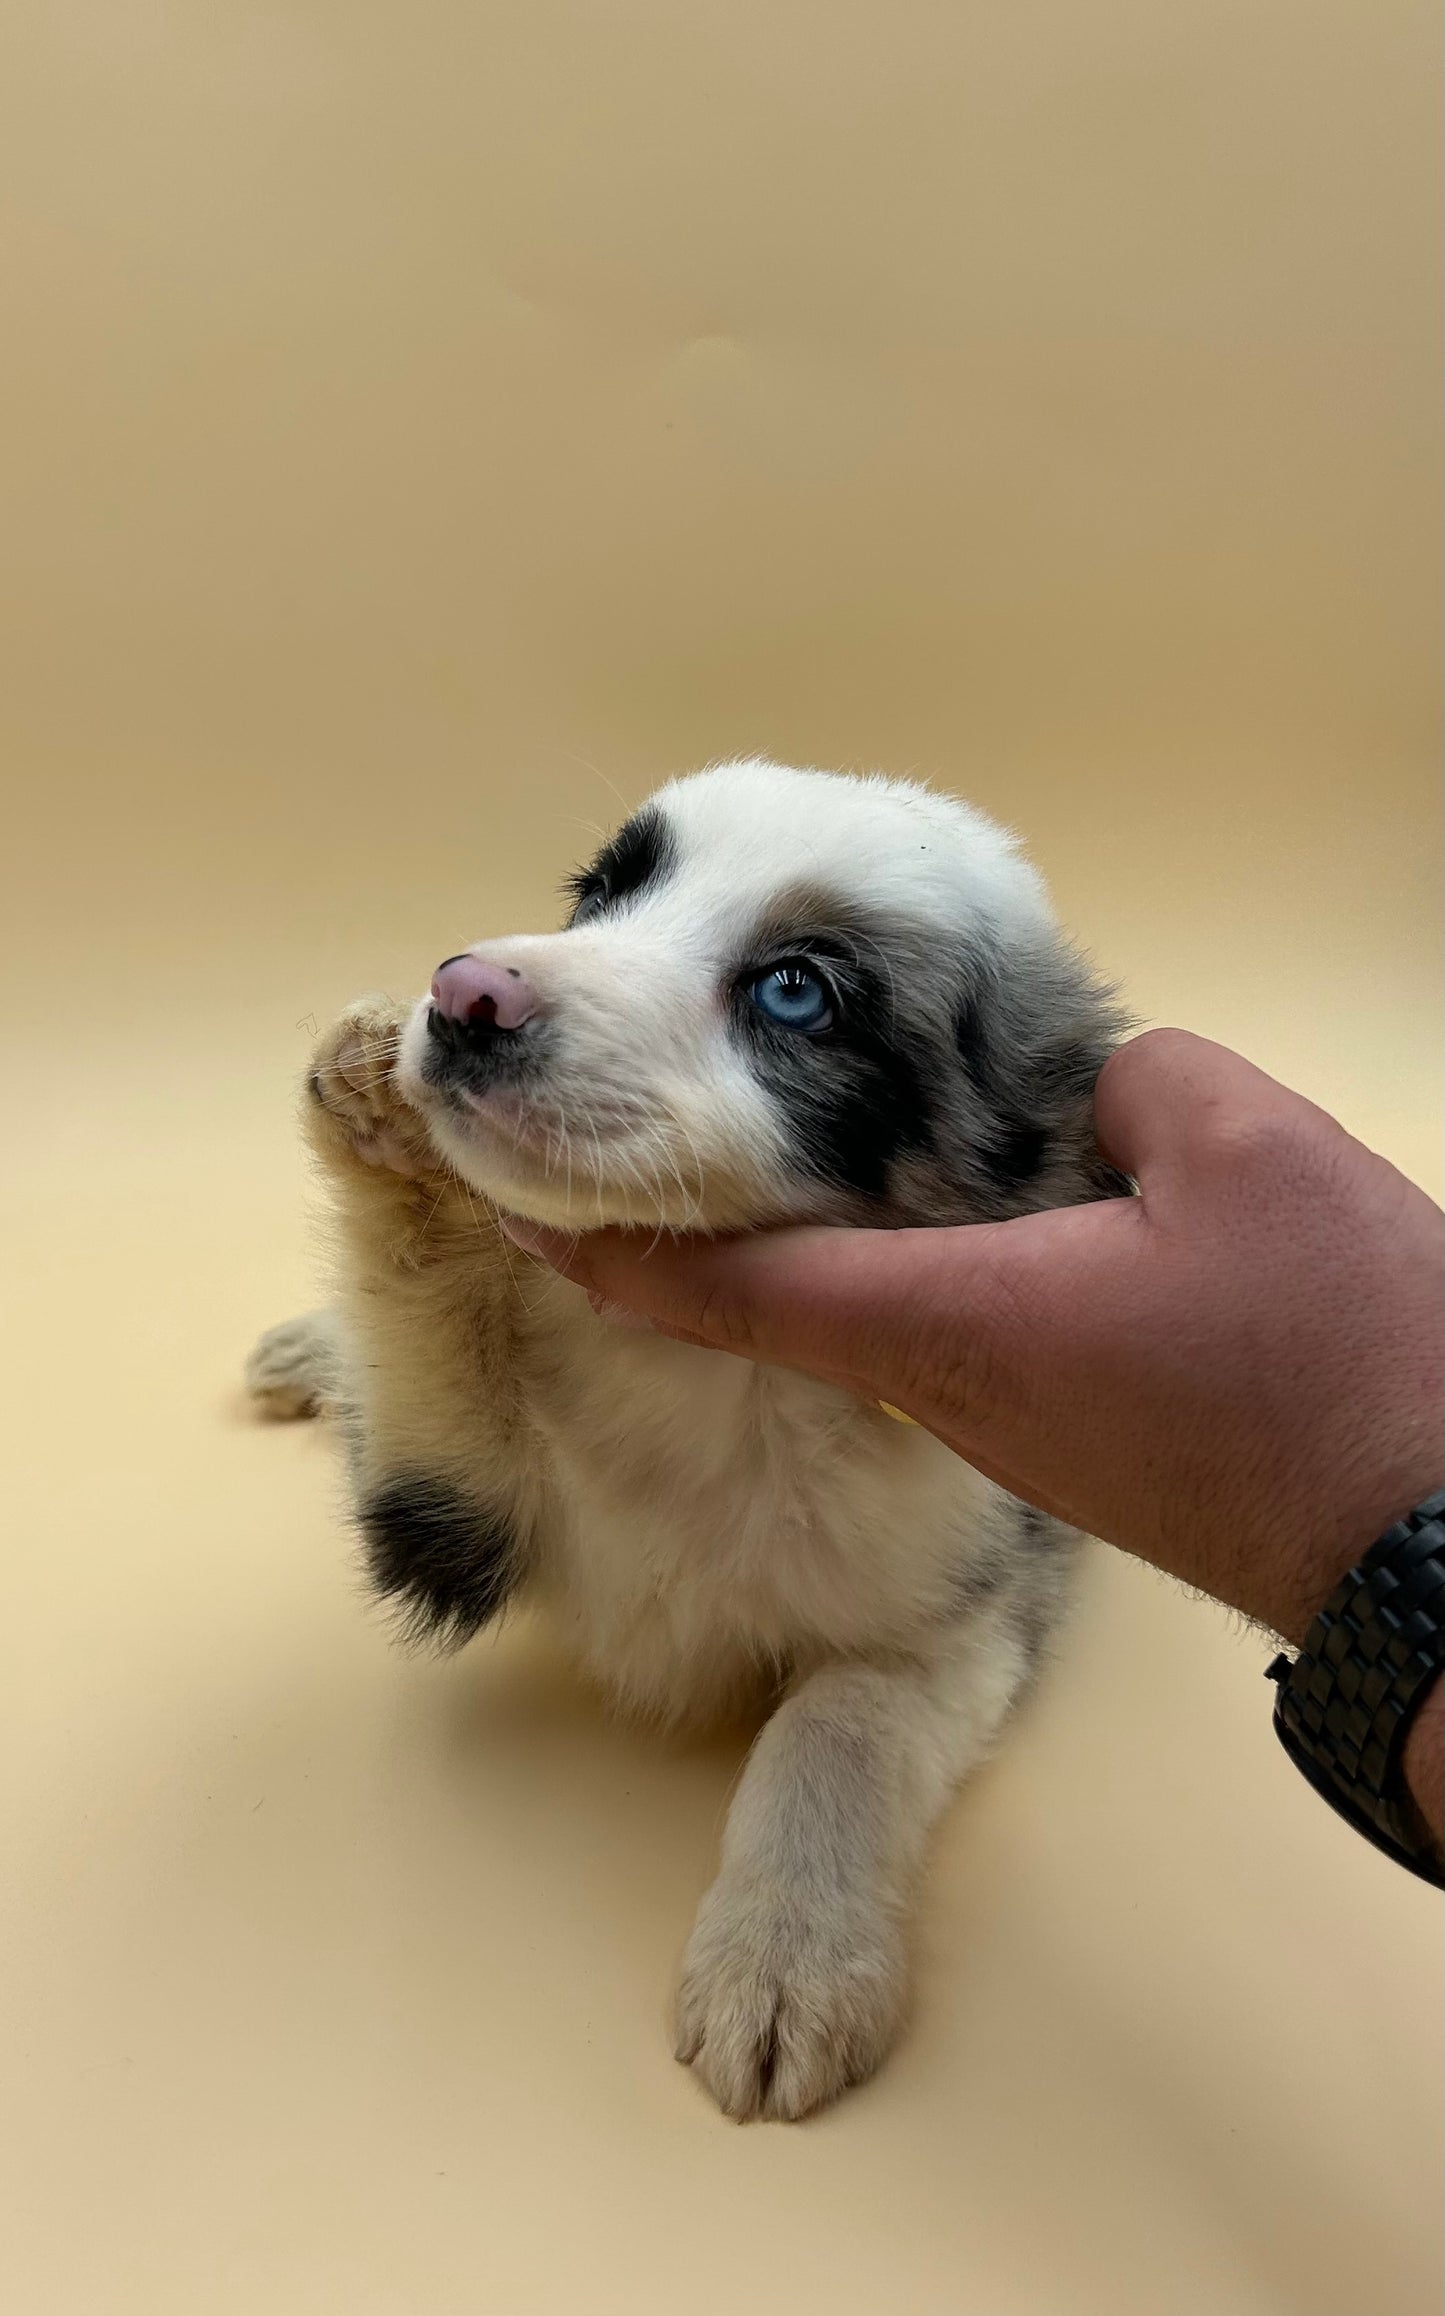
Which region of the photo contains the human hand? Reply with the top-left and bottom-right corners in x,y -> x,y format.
506,1029 -> 1445,1654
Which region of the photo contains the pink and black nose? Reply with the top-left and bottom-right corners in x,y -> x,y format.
428,953 -> 540,1053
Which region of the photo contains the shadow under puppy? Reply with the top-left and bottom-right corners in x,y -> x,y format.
247,757 -> 1126,2120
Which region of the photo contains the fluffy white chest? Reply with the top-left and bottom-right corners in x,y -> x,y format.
527,1309 -> 998,1717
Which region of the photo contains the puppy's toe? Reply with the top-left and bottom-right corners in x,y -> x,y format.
332,1030 -> 376,1097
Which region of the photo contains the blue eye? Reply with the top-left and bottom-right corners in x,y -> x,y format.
748,964 -> 834,1032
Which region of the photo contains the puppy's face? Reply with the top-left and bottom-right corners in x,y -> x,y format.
395,760 -> 1123,1232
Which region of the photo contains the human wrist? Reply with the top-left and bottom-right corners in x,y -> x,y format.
1280,1442 -> 1445,1648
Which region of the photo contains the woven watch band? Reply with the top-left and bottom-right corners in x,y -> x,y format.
1266,1489 -> 1445,1888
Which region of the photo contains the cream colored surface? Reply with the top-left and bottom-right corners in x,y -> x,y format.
1,5 -> 1440,2312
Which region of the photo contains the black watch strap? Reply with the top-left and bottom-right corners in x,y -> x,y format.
1266,1490 -> 1445,1889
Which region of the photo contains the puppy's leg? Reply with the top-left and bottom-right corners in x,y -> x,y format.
244,996 -> 438,1418
291,997 -> 544,1644
676,1611 -> 1032,2121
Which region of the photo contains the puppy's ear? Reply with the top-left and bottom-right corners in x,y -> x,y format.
954,938 -> 1131,1203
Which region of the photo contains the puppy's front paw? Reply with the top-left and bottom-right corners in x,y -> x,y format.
307,998 -> 434,1178
675,1877 -> 906,2122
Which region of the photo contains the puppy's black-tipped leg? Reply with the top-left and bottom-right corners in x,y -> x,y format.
359,1474 -> 519,1650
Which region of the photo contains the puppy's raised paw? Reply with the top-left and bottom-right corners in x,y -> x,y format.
307,997 -> 434,1178
675,1875 -> 906,2122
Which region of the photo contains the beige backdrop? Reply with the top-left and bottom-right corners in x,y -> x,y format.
1,6 -> 1440,2314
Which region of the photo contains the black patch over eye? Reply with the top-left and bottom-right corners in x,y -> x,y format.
731,927 -> 931,1200
564,805 -> 675,926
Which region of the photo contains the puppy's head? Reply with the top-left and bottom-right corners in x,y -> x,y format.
396,760 -> 1126,1231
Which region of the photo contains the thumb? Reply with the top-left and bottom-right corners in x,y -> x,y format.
1094,1025 -> 1331,1186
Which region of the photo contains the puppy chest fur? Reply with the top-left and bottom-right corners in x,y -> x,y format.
249,759 -> 1122,2119
518,1311 -> 1020,1718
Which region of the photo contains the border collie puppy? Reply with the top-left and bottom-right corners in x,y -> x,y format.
247,758 -> 1124,2120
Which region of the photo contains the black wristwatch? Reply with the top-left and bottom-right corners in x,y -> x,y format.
1266,1489 -> 1445,1888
